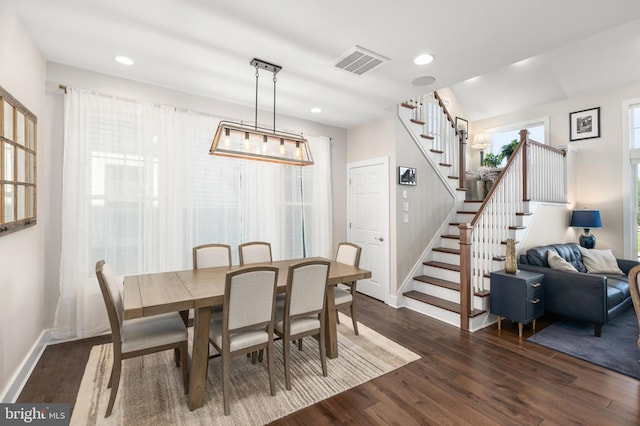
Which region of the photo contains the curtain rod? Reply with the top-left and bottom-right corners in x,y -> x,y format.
58,84 -> 67,93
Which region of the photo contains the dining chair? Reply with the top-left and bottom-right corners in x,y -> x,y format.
193,243 -> 232,269
274,259 -> 330,390
238,241 -> 272,265
192,244 -> 232,324
628,264 -> 640,363
208,265 -> 279,415
95,260 -> 189,417
333,242 -> 362,335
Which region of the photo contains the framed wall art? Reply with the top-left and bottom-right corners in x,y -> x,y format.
570,107 -> 600,141
398,166 -> 416,186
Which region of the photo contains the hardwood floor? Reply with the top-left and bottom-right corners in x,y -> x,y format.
18,296 -> 640,424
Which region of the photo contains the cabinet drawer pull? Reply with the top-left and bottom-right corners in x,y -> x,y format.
531,282 -> 541,288
531,298 -> 541,304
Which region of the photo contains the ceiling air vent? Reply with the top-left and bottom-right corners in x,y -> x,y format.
333,46 -> 389,75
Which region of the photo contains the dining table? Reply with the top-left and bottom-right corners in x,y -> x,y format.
123,256 -> 372,411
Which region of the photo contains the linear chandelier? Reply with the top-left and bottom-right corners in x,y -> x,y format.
210,58 -> 314,166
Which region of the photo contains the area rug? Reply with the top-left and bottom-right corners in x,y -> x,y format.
71,313 -> 420,425
528,307 -> 640,380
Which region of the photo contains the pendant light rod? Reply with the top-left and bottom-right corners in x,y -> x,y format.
250,58 -> 282,133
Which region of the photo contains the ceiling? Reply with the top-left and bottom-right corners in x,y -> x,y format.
10,0 -> 640,128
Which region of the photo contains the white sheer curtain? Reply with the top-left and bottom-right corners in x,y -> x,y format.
54,87 -> 332,339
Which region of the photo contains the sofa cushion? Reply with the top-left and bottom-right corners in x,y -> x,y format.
547,250 -> 578,272
578,246 -> 624,274
606,277 -> 629,309
524,243 -> 587,273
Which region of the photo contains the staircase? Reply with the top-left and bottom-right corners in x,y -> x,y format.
397,92 -> 567,332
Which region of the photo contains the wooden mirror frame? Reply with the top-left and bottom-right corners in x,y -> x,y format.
0,85 -> 37,236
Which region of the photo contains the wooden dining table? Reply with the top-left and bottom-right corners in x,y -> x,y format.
123,257 -> 371,411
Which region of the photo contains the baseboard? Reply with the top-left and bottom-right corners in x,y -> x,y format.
0,329 -> 52,403
386,294 -> 399,308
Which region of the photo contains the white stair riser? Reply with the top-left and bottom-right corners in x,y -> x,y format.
462,202 -> 481,212
456,213 -> 475,223
412,281 -> 459,302
432,251 -> 460,265
404,298 -> 460,328
469,312 -> 495,332
421,265 -> 460,282
440,238 -> 460,250
448,225 -> 461,234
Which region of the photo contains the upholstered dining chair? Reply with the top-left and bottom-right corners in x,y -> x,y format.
628,264 -> 640,363
208,266 -> 279,415
193,243 -> 232,269
95,260 -> 189,417
274,259 -> 330,390
238,241 -> 272,265
191,244 -> 233,324
333,242 -> 362,335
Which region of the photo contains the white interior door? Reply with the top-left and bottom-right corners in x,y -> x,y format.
347,158 -> 389,302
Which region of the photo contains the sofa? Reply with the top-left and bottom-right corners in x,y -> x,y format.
518,243 -> 638,336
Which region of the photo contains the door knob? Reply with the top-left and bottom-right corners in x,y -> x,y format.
374,237 -> 384,242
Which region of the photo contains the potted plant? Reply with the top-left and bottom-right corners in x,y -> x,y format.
482,153 -> 502,168
500,139 -> 519,162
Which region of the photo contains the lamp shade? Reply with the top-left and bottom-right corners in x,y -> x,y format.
569,210 -> 602,229
471,133 -> 490,150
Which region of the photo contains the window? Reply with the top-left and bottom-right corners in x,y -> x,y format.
485,119 -> 547,167
0,85 -> 37,236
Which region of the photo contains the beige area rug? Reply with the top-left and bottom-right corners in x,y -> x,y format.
71,313 -> 420,425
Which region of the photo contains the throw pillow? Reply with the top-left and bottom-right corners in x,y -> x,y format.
547,250 -> 578,272
578,246 -> 624,274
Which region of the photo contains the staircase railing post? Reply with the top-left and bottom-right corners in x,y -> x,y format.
458,223 -> 472,331
520,129 -> 530,201
459,130 -> 467,191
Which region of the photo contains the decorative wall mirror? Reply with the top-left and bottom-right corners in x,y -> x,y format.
0,85 -> 36,235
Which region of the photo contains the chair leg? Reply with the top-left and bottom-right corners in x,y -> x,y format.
174,347 -> 180,367
258,349 -> 264,363
283,336 -> 292,390
267,341 -> 276,396
107,360 -> 114,389
318,329 -> 327,377
350,300 -> 359,336
105,354 -> 122,417
336,309 -> 340,324
181,342 -> 189,394
222,352 -> 231,416
251,351 -> 257,364
297,338 -> 303,351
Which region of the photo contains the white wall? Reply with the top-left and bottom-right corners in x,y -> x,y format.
472,81 -> 640,257
0,0 -> 47,400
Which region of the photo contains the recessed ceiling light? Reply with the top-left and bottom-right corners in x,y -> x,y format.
414,54 -> 434,65
114,56 -> 134,66
310,107 -> 322,113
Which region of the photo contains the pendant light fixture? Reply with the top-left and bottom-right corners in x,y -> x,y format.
210,58 -> 313,166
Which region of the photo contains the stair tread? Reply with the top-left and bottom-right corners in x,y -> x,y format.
447,175 -> 459,180
421,134 -> 434,140
403,291 -> 485,317
475,290 -> 491,297
414,275 -> 460,291
401,102 -> 416,109
423,260 -> 460,272
439,162 -> 452,167
433,247 -> 460,255
464,200 -> 483,204
410,118 -> 425,125
516,212 -> 533,216
457,210 -> 477,214
508,225 -> 526,230
431,149 -> 444,154
441,234 -> 460,240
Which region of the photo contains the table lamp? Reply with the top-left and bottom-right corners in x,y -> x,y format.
471,133 -> 491,166
569,209 -> 602,249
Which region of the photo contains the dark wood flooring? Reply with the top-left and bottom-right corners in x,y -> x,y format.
18,296 -> 640,425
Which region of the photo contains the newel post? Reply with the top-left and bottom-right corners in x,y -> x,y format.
520,129 -> 530,202
458,223 -> 472,331
458,130 -> 467,191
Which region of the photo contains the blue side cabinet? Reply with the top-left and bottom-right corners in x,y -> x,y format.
490,270 -> 544,337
